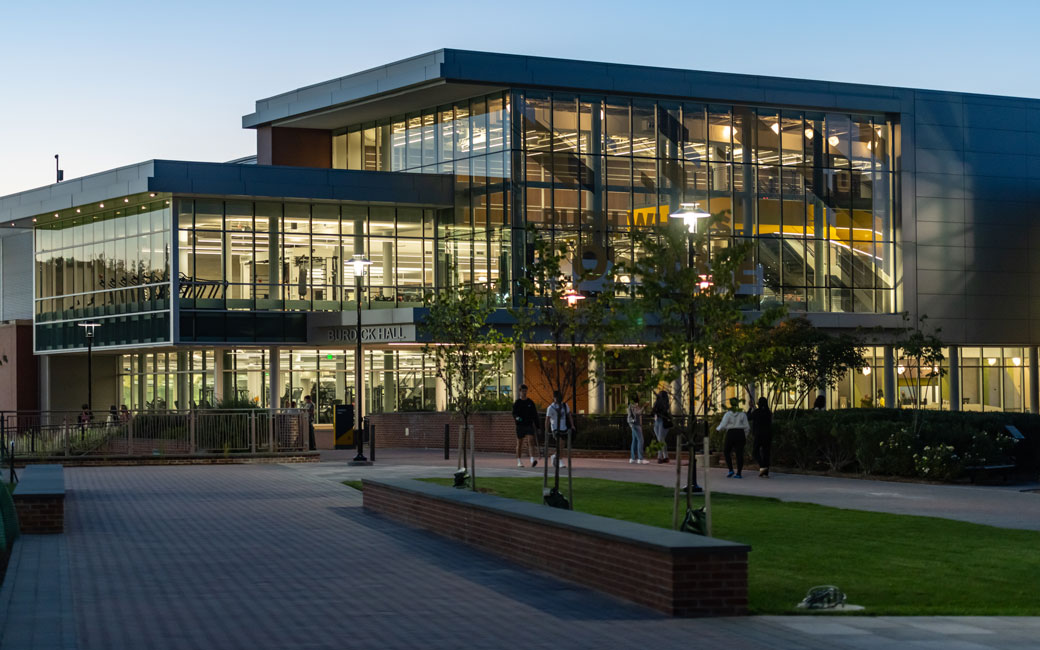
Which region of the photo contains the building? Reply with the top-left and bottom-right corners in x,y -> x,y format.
1,49 -> 1039,419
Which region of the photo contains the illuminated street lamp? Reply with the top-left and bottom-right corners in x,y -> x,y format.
349,254 -> 372,463
77,323 -> 101,415
671,202 -> 712,234
668,203 -> 714,499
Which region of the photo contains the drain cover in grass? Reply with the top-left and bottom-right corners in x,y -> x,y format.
796,585 -> 864,612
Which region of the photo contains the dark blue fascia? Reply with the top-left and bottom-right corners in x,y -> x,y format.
147,160 -> 453,206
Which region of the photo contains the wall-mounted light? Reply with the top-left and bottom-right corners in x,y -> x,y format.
987,358 -> 997,366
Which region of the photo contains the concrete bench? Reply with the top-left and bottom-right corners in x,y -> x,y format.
362,479 -> 749,617
13,464 -> 65,534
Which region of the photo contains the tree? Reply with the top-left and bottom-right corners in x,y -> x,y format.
510,228 -> 626,418
620,212 -> 756,529
420,285 -> 513,490
714,317 -> 866,412
893,312 -> 946,433
510,227 -> 629,499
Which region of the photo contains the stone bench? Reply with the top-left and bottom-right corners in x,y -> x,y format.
362,479 -> 749,617
13,464 -> 65,534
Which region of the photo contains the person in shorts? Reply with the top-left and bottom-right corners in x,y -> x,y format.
511,384 -> 540,468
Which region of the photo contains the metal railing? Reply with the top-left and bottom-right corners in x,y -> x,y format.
0,408 -> 310,459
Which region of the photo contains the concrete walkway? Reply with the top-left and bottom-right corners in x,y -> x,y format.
0,458 -> 1037,649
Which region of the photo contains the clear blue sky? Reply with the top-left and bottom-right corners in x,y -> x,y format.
2,0 -> 1037,196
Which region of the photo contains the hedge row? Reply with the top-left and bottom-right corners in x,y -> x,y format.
713,409 -> 1040,481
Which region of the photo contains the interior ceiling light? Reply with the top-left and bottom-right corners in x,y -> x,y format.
722,126 -> 733,139
987,358 -> 997,366
769,122 -> 780,134
1013,357 -> 1022,366
804,128 -> 814,140
862,366 -> 871,375
897,365 -> 906,374
828,135 -> 840,147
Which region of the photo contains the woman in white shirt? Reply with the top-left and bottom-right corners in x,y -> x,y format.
716,397 -> 750,478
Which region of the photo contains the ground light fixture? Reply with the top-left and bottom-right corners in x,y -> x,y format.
77,323 -> 101,415
349,254 -> 373,464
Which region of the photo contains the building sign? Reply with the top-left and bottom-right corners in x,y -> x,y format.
319,324 -> 416,344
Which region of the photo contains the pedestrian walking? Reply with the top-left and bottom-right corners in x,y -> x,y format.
750,396 -> 773,477
303,394 -> 316,451
544,391 -> 572,469
717,397 -> 750,478
651,390 -> 672,463
626,394 -> 649,464
512,384 -> 540,468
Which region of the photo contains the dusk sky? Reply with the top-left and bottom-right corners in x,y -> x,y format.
2,0 -> 1038,196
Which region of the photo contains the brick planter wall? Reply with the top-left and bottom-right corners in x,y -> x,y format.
369,412 -> 516,453
363,479 -> 749,617
13,494 -> 64,534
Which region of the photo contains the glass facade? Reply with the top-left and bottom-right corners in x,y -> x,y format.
176,199 -> 442,310
335,90 -> 895,313
117,347 -> 512,422
34,196 -> 172,350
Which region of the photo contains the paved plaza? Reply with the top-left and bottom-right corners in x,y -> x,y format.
0,451 -> 1037,649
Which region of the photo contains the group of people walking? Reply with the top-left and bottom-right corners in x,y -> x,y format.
513,384 -> 776,477
625,391 -> 774,478
512,384 -> 571,469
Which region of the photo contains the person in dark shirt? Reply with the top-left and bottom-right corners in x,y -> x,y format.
512,384 -> 540,468
750,397 -> 773,477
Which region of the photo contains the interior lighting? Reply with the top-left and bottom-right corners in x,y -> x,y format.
804,128 -> 814,140
99,203 -> 104,208
563,288 -> 585,307
1013,357 -> 1022,366
54,213 -> 58,218
862,366 -> 871,376
897,365 -> 905,374
987,358 -> 997,366
76,209 -> 81,213
769,122 -> 780,134
828,135 -> 839,147
722,126 -> 733,139
124,198 -> 129,203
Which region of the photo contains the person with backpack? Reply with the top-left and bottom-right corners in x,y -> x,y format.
626,394 -> 649,464
543,390 -> 573,469
717,397 -> 750,478
651,390 -> 672,464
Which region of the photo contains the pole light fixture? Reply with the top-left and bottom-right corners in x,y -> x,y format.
350,255 -> 373,463
77,323 -> 101,413
670,202 -> 712,234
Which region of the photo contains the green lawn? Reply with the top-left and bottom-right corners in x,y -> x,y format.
422,477 -> 1040,615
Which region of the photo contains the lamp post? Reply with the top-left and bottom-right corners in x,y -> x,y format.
562,286 -> 585,509
349,254 -> 372,463
670,203 -> 712,495
77,323 -> 101,415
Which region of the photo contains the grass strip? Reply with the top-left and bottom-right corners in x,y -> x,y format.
422,477 -> 1040,615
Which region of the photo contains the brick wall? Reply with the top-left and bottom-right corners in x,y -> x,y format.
363,481 -> 748,617
370,412 -> 518,453
13,494 -> 64,534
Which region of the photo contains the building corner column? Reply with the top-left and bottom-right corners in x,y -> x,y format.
588,351 -> 606,415
948,345 -> 960,412
268,347 -> 280,410
1030,347 -> 1039,414
213,350 -> 226,403
39,354 -> 52,412
883,345 -> 896,409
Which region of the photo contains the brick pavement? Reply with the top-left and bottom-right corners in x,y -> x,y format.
1,463 -> 1038,649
